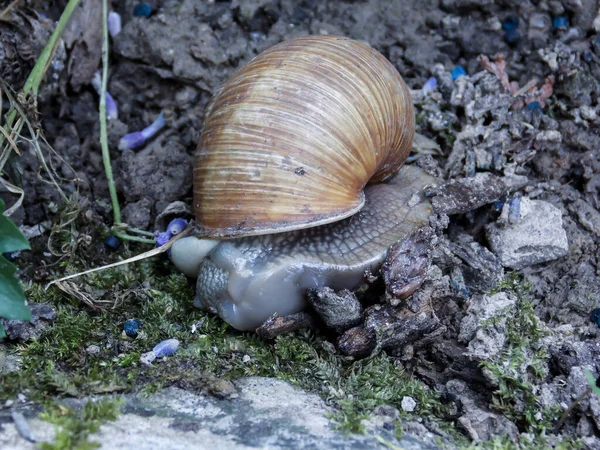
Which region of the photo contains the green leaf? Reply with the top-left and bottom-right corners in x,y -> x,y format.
0,257 -> 31,321
585,369 -> 600,396
0,199 -> 30,253
0,199 -> 31,334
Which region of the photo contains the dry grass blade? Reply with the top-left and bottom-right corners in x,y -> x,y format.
46,226 -> 192,289
0,176 -> 24,216
0,0 -> 23,20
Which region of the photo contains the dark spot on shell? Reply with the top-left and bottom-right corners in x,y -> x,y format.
294,167 -> 306,176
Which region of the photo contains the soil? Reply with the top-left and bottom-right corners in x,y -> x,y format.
2,0 -> 600,448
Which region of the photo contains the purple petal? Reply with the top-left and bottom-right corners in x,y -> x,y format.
166,218 -> 188,236
422,77 -> 437,94
106,92 -> 118,120
141,113 -> 166,140
153,338 -> 179,358
155,232 -> 171,247
119,132 -> 146,150
108,12 -> 122,37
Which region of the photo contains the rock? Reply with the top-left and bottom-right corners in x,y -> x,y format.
459,293 -> 517,361
486,198 -> 568,269
458,293 -> 516,344
458,405 -> 519,442
0,378 -> 440,450
430,173 -> 507,215
121,198 -> 153,230
307,287 -> 362,332
401,396 -> 417,412
571,199 -> 600,236
0,303 -> 57,342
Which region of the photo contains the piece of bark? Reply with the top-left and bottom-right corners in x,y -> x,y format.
381,227 -> 435,305
307,287 -> 362,332
255,312 -> 316,339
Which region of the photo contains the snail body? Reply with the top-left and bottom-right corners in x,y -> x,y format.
170,36 -> 435,330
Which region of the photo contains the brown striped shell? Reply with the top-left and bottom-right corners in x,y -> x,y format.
193,35 -> 414,238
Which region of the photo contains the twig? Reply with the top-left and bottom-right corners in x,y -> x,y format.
554,387 -> 592,432
99,0 -> 121,226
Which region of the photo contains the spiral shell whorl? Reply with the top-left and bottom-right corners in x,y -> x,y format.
194,35 -> 414,238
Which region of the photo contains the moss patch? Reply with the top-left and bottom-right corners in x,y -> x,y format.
39,397 -> 122,450
1,255 -> 448,440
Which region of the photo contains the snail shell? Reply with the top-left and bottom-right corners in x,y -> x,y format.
194,35 -> 415,238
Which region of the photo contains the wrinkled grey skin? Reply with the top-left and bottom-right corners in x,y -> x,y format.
170,165 -> 435,330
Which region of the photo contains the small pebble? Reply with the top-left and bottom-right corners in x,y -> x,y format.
133,3 -> 152,17
104,234 -> 121,250
508,196 -> 521,225
422,77 -> 437,94
451,66 -> 466,81
401,396 -> 417,412
153,338 -> 180,358
85,344 -> 101,355
590,308 -> 600,326
17,393 -> 26,403
552,16 -> 568,30
504,29 -> 521,46
140,351 -> 157,365
242,355 -> 251,363
502,15 -> 519,31
123,319 -> 141,338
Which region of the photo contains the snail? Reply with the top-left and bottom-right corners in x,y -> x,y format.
169,36 -> 435,331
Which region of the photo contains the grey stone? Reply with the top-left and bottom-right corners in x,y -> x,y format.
486,198 -> 569,269
401,396 -> 417,412
0,378 -> 440,449
458,293 -> 516,344
458,406 -> 519,442
0,303 -> 57,342
571,199 -> 600,236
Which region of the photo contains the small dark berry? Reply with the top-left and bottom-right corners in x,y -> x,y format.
104,235 -> 121,250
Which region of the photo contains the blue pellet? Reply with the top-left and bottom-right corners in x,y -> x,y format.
123,319 -> 141,338
451,66 -> 466,81
508,197 -> 521,224
133,3 -> 152,17
492,199 -> 506,212
153,338 -> 180,358
504,29 -> 521,46
591,308 -> 600,325
527,101 -> 542,111
104,234 -> 121,250
502,15 -> 519,31
552,16 -> 568,30
583,51 -> 593,63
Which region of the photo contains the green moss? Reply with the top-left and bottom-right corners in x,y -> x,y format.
482,274 -> 557,434
461,434 -> 583,450
39,397 -> 122,450
1,257 -> 448,441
